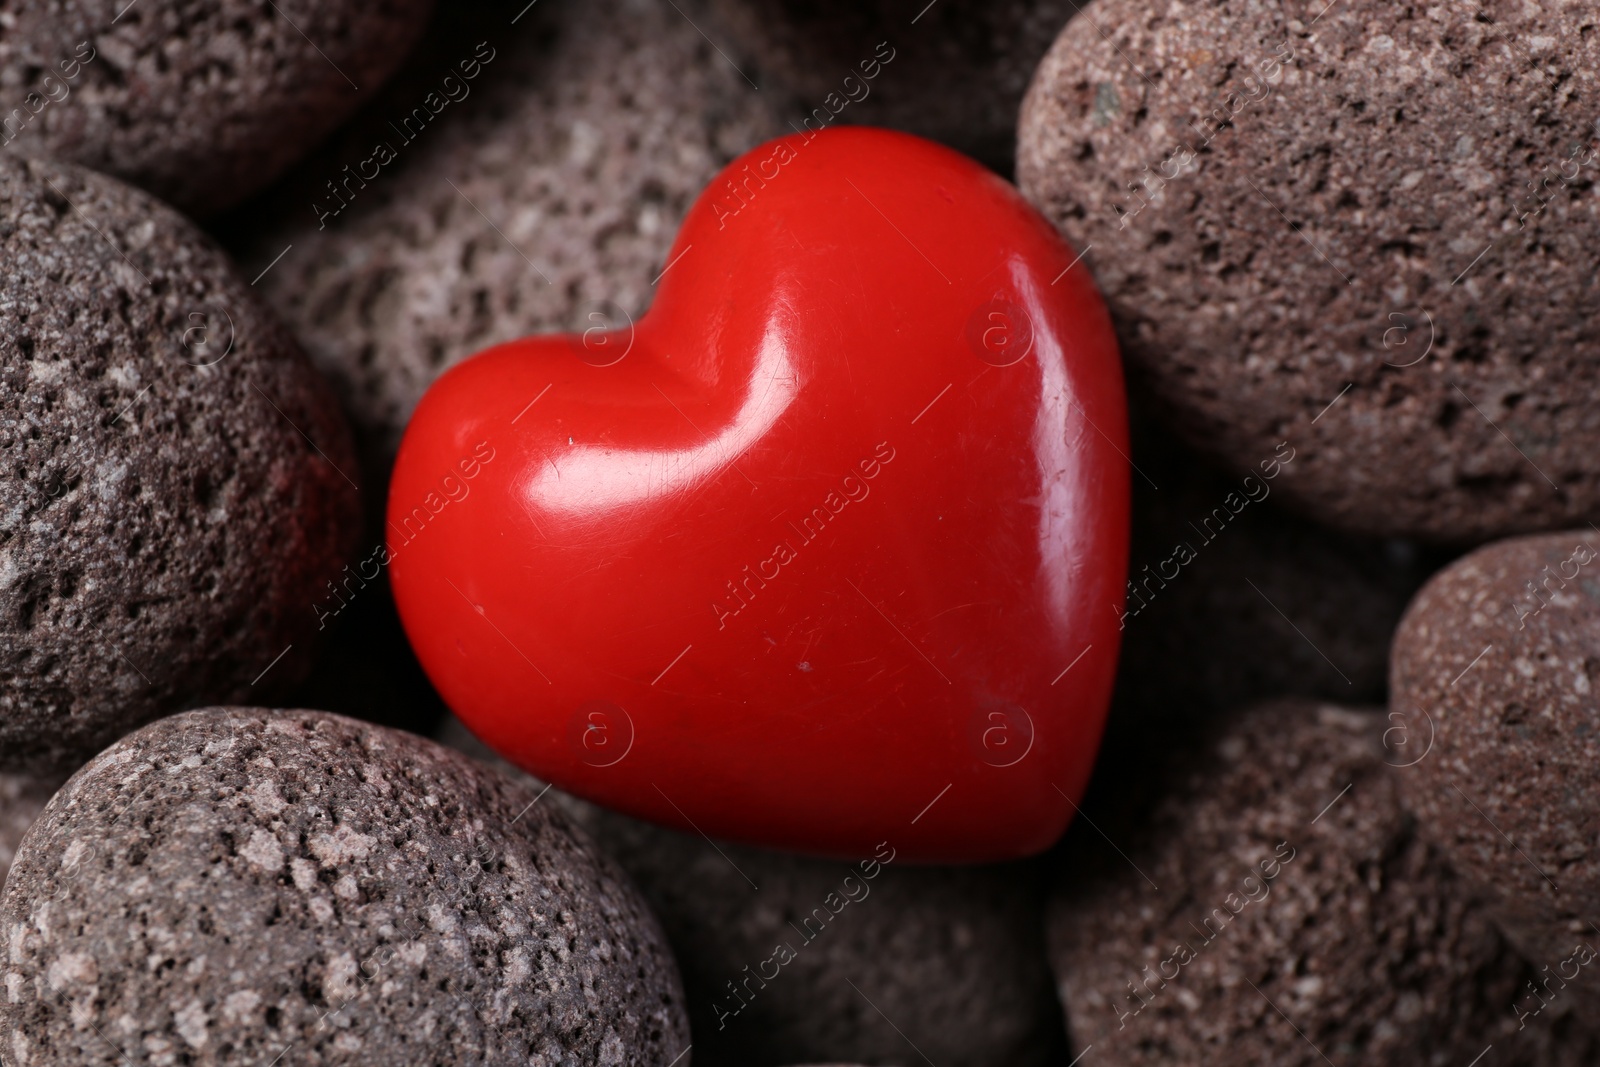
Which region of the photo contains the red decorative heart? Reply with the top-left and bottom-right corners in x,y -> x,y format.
389,127 -> 1128,862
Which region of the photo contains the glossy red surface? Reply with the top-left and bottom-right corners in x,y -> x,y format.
388,127 -> 1129,862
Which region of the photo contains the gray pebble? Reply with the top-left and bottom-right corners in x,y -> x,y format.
596,821 -> 1062,1067
0,157 -> 362,775
1018,0 -> 1600,543
0,0 -> 435,216
1111,410 -> 1433,732
700,0 -> 1083,173
0,708 -> 690,1066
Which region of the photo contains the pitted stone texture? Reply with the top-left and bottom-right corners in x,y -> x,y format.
0,157 -> 360,775
702,0 -> 1083,173
1048,700 -> 1586,1066
0,0 -> 434,216
1019,0 -> 1600,543
228,0 -> 787,463
0,708 -> 689,1066
1392,530 -> 1600,969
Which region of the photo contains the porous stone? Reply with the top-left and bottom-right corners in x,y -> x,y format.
1018,0 -> 1600,543
224,0 -> 787,466
0,708 -> 689,1066
0,772 -> 62,891
0,0 -> 435,216
700,0 -> 1083,173
1049,700 -> 1585,1066
1391,530 -> 1600,971
434,715 -> 1063,1067
0,157 -> 361,775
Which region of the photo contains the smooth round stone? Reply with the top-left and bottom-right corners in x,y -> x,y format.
1018,0 -> 1600,543
1392,530 -> 1600,970
0,708 -> 689,1066
0,157 -> 361,775
0,0 -> 434,216
1049,700 -> 1568,1066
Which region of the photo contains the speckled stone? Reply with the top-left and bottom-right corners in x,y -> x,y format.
1392,530 -> 1600,971
0,708 -> 689,1066
700,0 -> 1083,173
1018,0 -> 1600,543
1049,700 -> 1576,1066
434,715 -> 1063,1067
0,157 -> 361,776
0,772 -> 62,891
223,0 -> 786,465
0,0 -> 435,217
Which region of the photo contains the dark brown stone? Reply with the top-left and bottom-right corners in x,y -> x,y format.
591,819 -> 1063,1067
1109,406 -> 1436,739
0,0 -> 435,216
435,715 -> 1065,1067
223,0 -> 786,464
0,157 -> 362,775
1018,0 -> 1600,543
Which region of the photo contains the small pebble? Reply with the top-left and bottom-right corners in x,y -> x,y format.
230,0 -> 786,461
702,0 -> 1083,172
1111,410 -> 1431,731
437,715 -> 1063,1067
